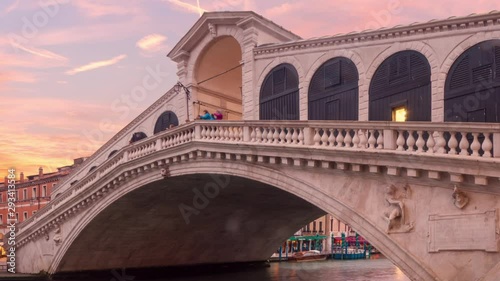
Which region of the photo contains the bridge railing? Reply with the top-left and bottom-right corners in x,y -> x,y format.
196,121 -> 500,158
18,120 -> 500,236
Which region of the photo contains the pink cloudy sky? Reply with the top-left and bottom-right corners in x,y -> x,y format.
0,0 -> 498,178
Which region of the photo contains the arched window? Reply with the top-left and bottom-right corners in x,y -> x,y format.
445,40 -> 500,122
108,150 -> 118,159
129,132 -> 147,144
88,166 -> 97,174
309,57 -> 358,120
369,51 -> 431,121
154,111 -> 179,134
259,64 -> 299,120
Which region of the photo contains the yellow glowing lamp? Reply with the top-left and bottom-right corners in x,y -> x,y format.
393,107 -> 407,122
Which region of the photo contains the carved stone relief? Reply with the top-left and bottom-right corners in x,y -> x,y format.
161,165 -> 170,178
53,225 -> 62,246
428,210 -> 498,252
208,23 -> 217,38
382,184 -> 414,233
452,185 -> 469,209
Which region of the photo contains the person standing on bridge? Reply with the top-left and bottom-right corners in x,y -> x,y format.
198,109 -> 215,120
212,110 -> 223,120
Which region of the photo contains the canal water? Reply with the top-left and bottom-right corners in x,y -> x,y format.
116,258 -> 410,281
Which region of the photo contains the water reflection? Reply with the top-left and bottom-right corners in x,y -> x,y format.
155,259 -> 410,281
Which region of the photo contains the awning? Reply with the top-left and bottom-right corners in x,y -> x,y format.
288,235 -> 328,241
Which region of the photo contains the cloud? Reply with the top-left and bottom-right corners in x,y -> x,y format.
262,0 -> 500,38
66,54 -> 127,75
0,50 -> 66,69
164,0 -> 207,15
136,34 -> 168,55
208,0 -> 253,11
71,0 -> 136,17
3,0 -> 19,15
10,41 -> 68,61
265,2 -> 303,18
24,20 -> 148,47
0,96 -> 131,178
0,71 -> 38,83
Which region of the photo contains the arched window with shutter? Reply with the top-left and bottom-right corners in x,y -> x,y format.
154,111 -> 179,134
369,51 -> 431,121
308,57 -> 359,120
445,40 -> 500,123
259,64 -> 300,120
129,132 -> 147,144
108,150 -> 118,159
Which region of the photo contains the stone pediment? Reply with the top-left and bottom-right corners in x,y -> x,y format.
167,11 -> 301,62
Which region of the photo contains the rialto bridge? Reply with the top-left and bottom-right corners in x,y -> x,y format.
16,11 -> 500,281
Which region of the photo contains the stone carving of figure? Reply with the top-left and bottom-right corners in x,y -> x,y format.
384,184 -> 404,232
452,185 -> 469,209
383,184 -> 414,233
208,23 -> 217,38
161,165 -> 170,178
53,225 -> 62,246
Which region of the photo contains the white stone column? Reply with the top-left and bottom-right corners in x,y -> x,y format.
325,215 -> 332,254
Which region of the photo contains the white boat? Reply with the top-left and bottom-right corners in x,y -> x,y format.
288,250 -> 328,262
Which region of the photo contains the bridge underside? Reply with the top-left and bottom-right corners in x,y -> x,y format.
57,175 -> 325,272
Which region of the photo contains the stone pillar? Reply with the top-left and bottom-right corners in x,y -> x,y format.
325,215 -> 332,254
493,132 -> 500,158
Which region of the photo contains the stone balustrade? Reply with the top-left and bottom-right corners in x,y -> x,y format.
18,120 -> 500,237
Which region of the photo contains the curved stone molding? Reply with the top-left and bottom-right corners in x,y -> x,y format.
186,26 -> 245,84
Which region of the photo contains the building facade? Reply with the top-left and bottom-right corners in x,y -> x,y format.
0,159 -> 84,234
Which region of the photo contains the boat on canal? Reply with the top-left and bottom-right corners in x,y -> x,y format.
288,250 -> 328,262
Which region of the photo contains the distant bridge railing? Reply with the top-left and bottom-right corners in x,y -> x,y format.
18,120 -> 500,241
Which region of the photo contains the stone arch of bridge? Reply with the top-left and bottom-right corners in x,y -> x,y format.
48,159 -> 436,280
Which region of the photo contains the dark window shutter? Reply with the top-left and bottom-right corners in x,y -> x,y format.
449,56 -> 470,89
286,67 -> 298,90
260,63 -> 299,120
410,53 -> 427,80
154,111 -> 179,134
389,57 -> 398,79
445,40 -> 500,123
309,68 -> 324,95
324,61 -> 340,88
273,68 -> 285,94
370,63 -> 388,95
262,77 -> 273,98
472,65 -> 493,84
495,46 -> 500,80
342,61 -> 358,84
398,55 -> 409,77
